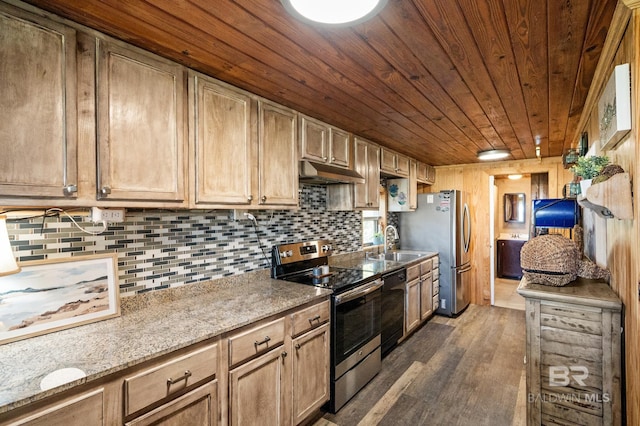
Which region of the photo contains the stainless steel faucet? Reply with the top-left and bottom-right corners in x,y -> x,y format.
384,225 -> 399,253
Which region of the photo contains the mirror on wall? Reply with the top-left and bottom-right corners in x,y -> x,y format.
504,193 -> 526,223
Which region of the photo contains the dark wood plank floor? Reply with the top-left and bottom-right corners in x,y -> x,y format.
316,304 -> 526,426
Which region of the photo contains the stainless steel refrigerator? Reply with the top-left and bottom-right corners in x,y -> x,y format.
398,190 -> 471,316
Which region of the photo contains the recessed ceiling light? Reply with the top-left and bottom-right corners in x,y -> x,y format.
280,0 -> 388,26
477,149 -> 510,161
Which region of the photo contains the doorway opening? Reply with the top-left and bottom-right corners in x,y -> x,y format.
489,172 -> 549,310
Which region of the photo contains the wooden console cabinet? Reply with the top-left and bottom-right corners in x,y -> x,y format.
517,277 -> 622,425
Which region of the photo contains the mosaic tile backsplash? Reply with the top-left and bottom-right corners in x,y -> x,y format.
6,185 -> 362,296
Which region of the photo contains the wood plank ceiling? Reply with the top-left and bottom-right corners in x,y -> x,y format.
23,0 -> 617,166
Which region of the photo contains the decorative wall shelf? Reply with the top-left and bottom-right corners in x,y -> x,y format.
577,173 -> 633,219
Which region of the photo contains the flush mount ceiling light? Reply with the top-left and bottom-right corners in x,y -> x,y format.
477,149 -> 510,161
508,174 -> 523,180
280,0 -> 388,26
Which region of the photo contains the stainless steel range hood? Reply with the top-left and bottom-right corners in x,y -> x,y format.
299,161 -> 365,185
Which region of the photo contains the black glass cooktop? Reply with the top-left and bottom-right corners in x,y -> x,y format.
282,266 -> 378,293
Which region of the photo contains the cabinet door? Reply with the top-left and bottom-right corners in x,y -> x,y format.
258,100 -> 298,206
416,162 -> 428,183
409,160 -> 418,210
292,324 -> 330,424
497,240 -> 525,279
96,39 -> 186,203
395,154 -> 410,177
9,389 -> 104,426
366,143 -> 381,209
353,138 -> 369,209
420,274 -> 433,321
125,381 -> 217,426
190,73 -> 254,206
0,5 -> 78,199
299,115 -> 328,163
229,347 -> 287,426
405,278 -> 421,333
328,128 -> 351,168
380,148 -> 396,175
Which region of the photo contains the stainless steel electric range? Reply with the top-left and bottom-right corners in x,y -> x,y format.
271,240 -> 382,413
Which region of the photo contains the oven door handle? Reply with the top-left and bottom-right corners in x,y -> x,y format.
334,280 -> 383,305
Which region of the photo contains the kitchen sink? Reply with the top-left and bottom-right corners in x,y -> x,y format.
367,251 -> 426,263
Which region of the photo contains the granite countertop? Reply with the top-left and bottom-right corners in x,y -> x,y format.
0,269 -> 331,415
517,276 -> 622,311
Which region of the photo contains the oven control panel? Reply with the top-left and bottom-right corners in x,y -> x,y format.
273,240 -> 333,265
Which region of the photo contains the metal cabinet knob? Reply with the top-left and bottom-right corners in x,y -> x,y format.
99,186 -> 111,198
322,156 -> 328,161
247,195 -> 253,202
331,157 -> 335,161
261,195 -> 267,203
295,343 -> 301,350
63,184 -> 78,196
281,351 -> 288,359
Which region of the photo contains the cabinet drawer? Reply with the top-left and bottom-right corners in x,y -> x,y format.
433,294 -> 439,311
229,317 -> 286,366
420,259 -> 432,275
124,343 -> 218,416
432,267 -> 439,280
407,264 -> 420,282
432,256 -> 439,269
433,279 -> 439,295
291,300 -> 330,337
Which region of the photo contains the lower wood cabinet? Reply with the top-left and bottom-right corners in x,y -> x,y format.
0,299 -> 330,426
226,299 -> 330,426
292,324 -> 330,424
497,239 -> 525,279
4,388 -> 105,426
229,347 -> 287,426
125,381 -> 217,426
518,278 -> 622,425
405,258 -> 437,336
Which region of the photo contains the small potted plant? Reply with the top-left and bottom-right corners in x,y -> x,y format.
570,155 -> 609,194
372,232 -> 384,245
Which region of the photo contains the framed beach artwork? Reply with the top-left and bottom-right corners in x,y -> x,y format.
0,254 -> 119,345
598,63 -> 631,151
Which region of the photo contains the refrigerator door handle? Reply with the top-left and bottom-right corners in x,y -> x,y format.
456,265 -> 472,274
463,203 -> 471,253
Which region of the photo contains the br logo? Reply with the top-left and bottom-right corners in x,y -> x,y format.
549,366 -> 589,386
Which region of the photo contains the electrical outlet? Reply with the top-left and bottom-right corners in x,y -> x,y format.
230,209 -> 249,221
91,207 -> 125,223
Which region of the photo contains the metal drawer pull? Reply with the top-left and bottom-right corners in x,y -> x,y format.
308,315 -> 321,324
167,370 -> 192,386
254,336 -> 271,347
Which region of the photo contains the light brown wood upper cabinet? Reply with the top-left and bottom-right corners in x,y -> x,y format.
258,100 -> 299,207
189,76 -> 298,209
380,147 -> 410,178
326,136 -> 379,211
356,137 -> 381,209
299,115 -> 351,168
0,4 -> 79,200
189,72 -> 254,207
417,162 -> 436,184
96,39 -> 187,205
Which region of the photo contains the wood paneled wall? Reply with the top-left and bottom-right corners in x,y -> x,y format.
575,3 -> 639,422
430,2 -> 639,421
427,157 -> 573,305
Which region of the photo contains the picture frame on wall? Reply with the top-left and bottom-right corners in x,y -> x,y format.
0,254 -> 120,345
598,63 -> 631,151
